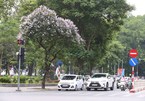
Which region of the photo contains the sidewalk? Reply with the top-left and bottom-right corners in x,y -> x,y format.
0,86 -> 57,93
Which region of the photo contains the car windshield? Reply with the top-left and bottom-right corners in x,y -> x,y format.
92,74 -> 106,78
62,76 -> 76,80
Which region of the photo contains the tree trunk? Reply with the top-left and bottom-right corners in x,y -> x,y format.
28,64 -> 33,76
42,72 -> 46,89
41,49 -> 56,89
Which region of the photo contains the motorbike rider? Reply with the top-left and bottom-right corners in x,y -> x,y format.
120,76 -> 128,89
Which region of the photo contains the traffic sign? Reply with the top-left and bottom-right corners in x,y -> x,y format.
56,60 -> 63,67
129,58 -> 138,67
129,49 -> 138,58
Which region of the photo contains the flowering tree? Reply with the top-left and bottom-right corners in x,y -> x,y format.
20,5 -> 83,89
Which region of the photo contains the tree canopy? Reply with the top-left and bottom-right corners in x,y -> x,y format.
44,0 -> 133,73
20,5 -> 84,88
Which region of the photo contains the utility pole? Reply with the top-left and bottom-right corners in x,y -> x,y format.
16,32 -> 24,91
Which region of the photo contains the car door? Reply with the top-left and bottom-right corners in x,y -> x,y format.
107,75 -> 112,87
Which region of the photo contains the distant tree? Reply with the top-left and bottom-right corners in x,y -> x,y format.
45,0 -> 134,73
20,5 -> 84,89
0,0 -> 19,21
118,15 -> 145,76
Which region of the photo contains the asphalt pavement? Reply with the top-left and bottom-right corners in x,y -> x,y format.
0,88 -> 145,101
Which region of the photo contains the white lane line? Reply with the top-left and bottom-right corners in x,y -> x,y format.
123,91 -> 145,97
94,93 -> 107,96
108,91 -> 128,97
108,93 -> 121,96
123,93 -> 133,97
138,94 -> 145,98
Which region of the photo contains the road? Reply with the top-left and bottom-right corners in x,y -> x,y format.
0,87 -> 145,101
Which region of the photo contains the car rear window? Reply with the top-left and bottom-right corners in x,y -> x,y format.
92,74 -> 106,78
62,76 -> 76,80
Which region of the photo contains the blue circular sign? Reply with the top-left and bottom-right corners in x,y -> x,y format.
129,58 -> 138,67
56,60 -> 63,67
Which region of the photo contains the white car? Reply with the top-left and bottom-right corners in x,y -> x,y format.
86,73 -> 114,91
57,74 -> 84,91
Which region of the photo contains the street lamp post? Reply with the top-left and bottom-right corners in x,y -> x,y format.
16,32 -> 23,91
16,47 -> 21,91
68,61 -> 71,74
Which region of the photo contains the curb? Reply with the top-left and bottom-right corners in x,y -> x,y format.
130,87 -> 145,93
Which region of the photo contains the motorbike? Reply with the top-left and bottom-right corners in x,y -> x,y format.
127,80 -> 132,90
119,81 -> 127,91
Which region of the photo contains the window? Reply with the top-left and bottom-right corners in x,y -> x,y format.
92,74 -> 106,78
62,76 -> 76,80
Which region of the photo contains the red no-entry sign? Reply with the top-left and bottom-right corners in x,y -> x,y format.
129,49 -> 138,58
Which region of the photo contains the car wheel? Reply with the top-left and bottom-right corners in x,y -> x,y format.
74,85 -> 78,91
86,88 -> 91,91
81,85 -> 84,90
117,85 -> 119,89
58,89 -> 61,91
104,83 -> 109,91
110,82 -> 114,90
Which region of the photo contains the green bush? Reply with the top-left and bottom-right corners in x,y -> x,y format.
0,76 -> 11,83
34,76 -> 41,83
12,76 -> 18,83
20,76 -> 29,83
0,76 -> 41,84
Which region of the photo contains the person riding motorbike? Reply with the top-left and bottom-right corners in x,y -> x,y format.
119,76 -> 128,91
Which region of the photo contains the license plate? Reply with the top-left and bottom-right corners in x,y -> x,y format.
92,84 -> 98,86
62,85 -> 68,87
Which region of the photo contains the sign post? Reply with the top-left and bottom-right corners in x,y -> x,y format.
129,49 -> 138,91
132,66 -> 135,89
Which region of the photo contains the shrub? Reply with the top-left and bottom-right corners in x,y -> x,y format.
20,76 -> 30,83
0,76 -> 41,84
34,76 -> 41,83
0,76 -> 11,83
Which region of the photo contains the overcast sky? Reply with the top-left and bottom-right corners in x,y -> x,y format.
127,0 -> 145,16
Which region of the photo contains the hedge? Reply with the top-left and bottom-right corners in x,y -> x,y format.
0,76 -> 41,84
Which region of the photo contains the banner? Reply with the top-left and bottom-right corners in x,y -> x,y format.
117,68 -> 125,76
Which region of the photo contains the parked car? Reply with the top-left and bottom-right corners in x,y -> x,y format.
86,73 -> 114,91
57,74 -> 84,91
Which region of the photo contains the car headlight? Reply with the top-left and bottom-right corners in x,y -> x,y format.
58,82 -> 61,85
87,79 -> 91,82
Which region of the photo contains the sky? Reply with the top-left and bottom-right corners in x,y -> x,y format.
127,0 -> 145,16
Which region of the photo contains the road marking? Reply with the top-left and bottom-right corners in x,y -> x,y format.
123,93 -> 133,97
138,94 -> 145,98
93,93 -> 107,96
108,93 -> 120,96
